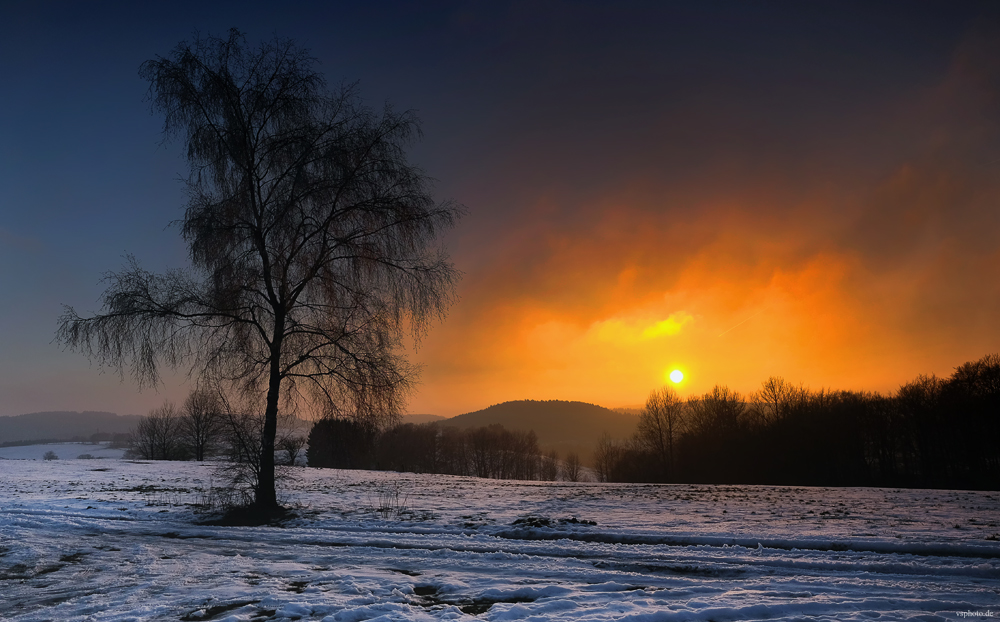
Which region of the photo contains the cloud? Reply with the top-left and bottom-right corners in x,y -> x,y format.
406,19 -> 1000,416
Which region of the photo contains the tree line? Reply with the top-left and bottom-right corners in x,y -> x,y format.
307,420 -> 584,482
598,353 -> 1000,490
130,352 -> 999,492
127,389 -> 306,468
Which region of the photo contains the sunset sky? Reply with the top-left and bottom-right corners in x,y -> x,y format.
1,1 -> 998,417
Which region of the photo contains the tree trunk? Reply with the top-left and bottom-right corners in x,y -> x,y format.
257,334 -> 283,509
257,368 -> 280,508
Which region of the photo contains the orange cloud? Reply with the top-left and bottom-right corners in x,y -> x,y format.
406,24 -> 1000,417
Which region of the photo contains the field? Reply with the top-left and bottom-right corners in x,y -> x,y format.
1,452 -> 998,621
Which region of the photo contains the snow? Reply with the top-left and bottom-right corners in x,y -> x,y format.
1,452 -> 998,621
0,442 -> 127,461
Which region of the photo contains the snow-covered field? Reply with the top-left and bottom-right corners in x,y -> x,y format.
0,442 -> 127,461
1,455 -> 998,621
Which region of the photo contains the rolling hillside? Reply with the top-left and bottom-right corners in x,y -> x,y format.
0,411 -> 143,444
441,400 -> 638,459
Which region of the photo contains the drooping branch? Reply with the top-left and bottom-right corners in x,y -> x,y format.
56,256 -> 270,388
60,29 -> 462,509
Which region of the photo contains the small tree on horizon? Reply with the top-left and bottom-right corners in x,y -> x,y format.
539,449 -> 559,481
635,386 -> 685,481
278,435 -> 307,466
563,452 -> 582,482
749,376 -> 806,426
130,401 -> 185,460
593,433 -> 621,483
180,388 -> 225,461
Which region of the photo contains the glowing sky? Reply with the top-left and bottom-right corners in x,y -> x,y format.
1,1 -> 998,417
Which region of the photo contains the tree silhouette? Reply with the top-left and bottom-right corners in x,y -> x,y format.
130,401 -> 185,460
749,376 -> 804,426
593,433 -> 621,483
635,386 -> 684,480
180,389 -> 224,461
57,30 -> 460,511
563,452 -> 582,482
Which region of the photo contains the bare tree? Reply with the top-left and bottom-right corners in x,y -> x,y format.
217,407 -> 268,506
749,376 -> 805,426
563,452 -> 582,482
466,425 -> 497,479
509,429 -> 541,480
593,433 -> 622,483
180,388 -> 225,461
687,385 -> 746,438
539,449 -> 559,481
447,424 -> 542,480
130,401 -> 184,460
437,426 -> 469,475
635,386 -> 685,480
278,435 -> 306,466
56,30 -> 461,511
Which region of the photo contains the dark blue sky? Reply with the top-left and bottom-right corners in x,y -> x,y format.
1,1 -> 996,416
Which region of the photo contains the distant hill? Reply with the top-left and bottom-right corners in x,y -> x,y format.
442,400 -> 638,460
0,411 -> 143,444
402,414 -> 446,425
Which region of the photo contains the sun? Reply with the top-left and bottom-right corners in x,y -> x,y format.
669,369 -> 684,383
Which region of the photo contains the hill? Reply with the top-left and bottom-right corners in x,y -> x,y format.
0,411 -> 143,444
441,400 -> 638,460
401,414 -> 446,425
